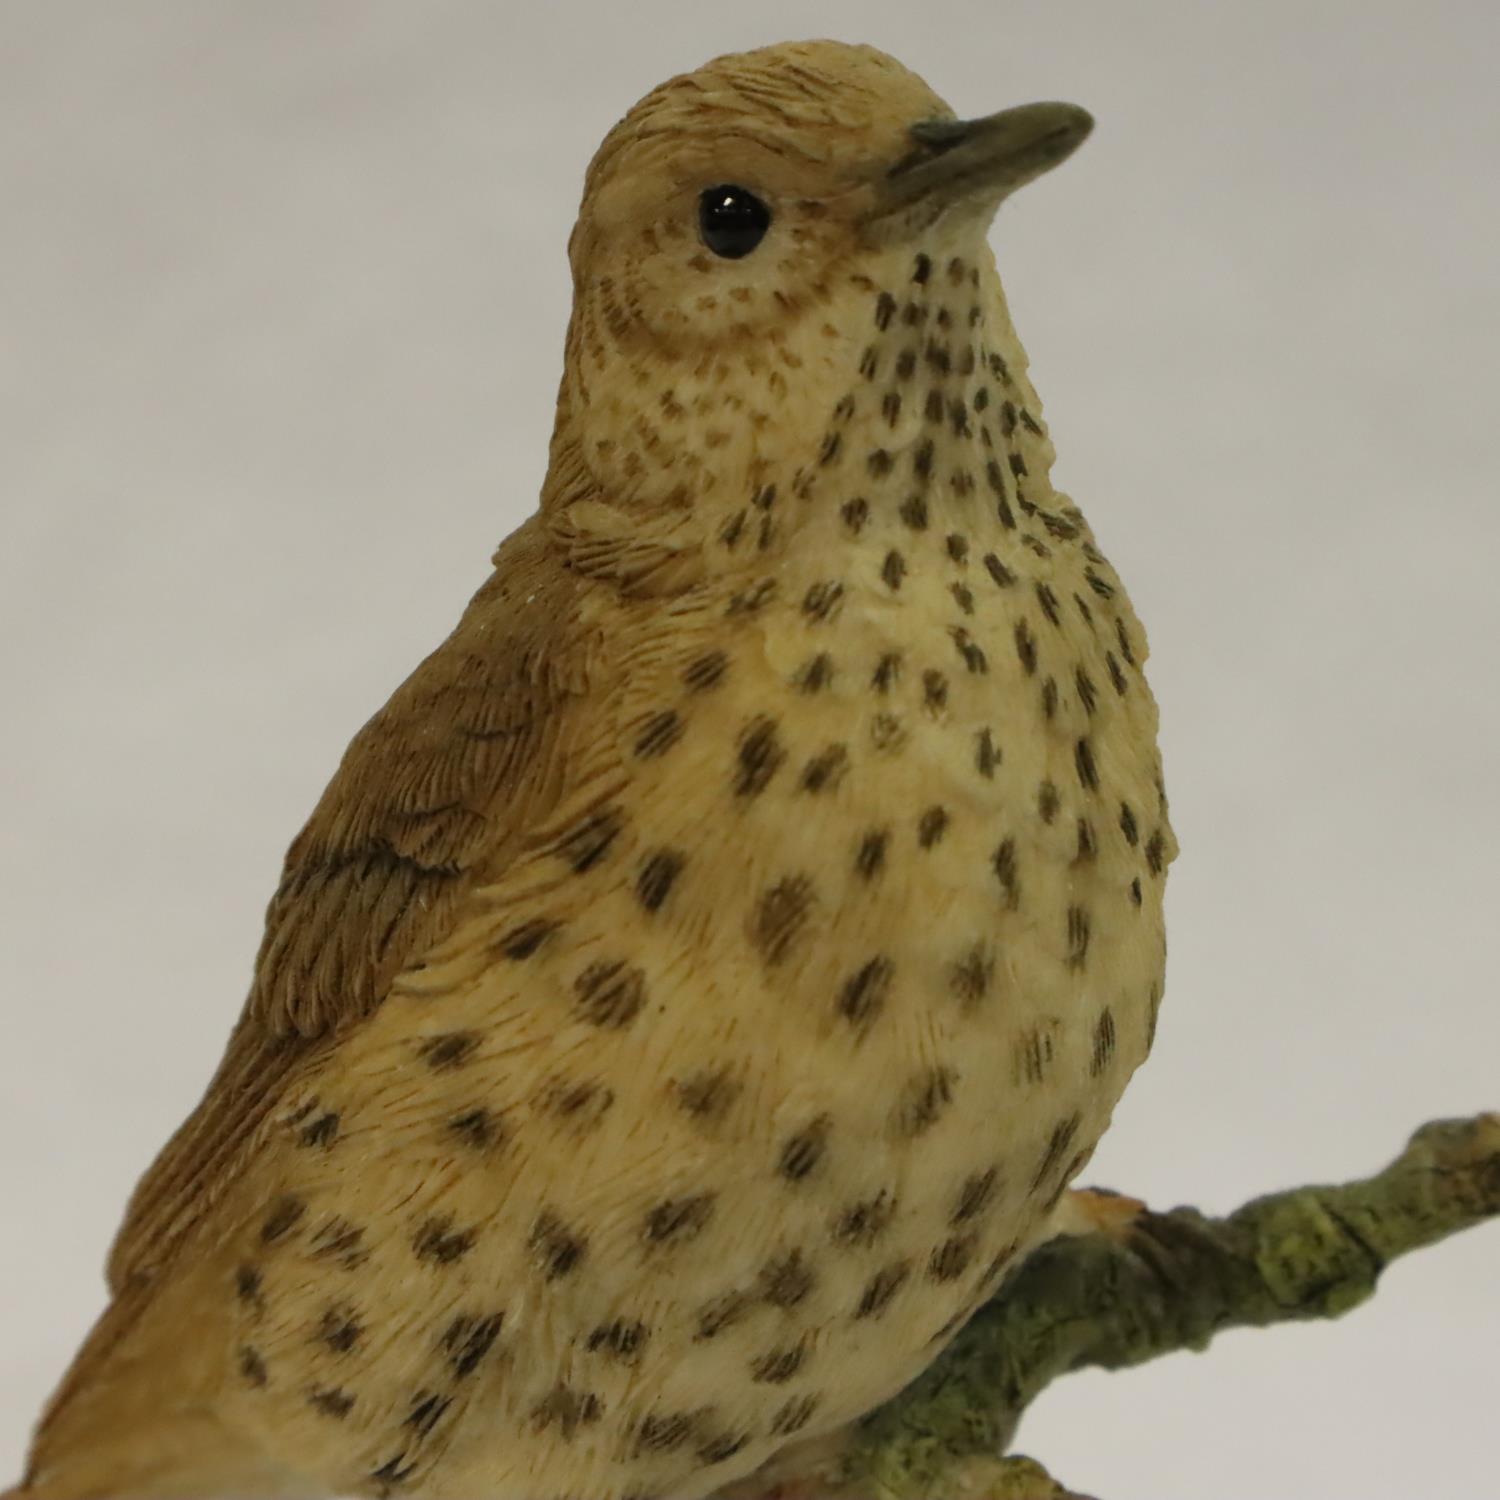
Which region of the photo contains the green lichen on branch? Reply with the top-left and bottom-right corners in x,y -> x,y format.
754,1113 -> 1498,1500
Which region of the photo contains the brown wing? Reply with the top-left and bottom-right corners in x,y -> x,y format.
105,515 -> 606,1293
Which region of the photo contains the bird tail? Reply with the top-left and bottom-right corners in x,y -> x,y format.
8,1285 -> 311,1500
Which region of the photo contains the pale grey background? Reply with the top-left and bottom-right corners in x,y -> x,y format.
2,3 -> 1496,1497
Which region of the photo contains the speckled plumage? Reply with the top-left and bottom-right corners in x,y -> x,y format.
13,39 -> 1175,1500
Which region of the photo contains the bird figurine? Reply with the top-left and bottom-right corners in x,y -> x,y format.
9,37 -> 1175,1500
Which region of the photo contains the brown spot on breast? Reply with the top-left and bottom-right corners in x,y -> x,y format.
1066,911 -> 1092,970
802,580 -> 845,621
1037,780 -> 1060,824
837,956 -> 894,1032
778,1116 -> 832,1180
260,1196 -> 305,1245
234,1264 -> 263,1312
309,1387 -> 356,1420
872,651 -> 902,692
643,1194 -> 717,1245
855,828 -> 889,880
441,1312 -> 503,1378
496,916 -> 559,960
1091,1008 -> 1117,1075
1075,739 -> 1100,793
636,849 -> 685,913
734,716 -> 786,797
448,1107 -> 502,1150
899,493 -> 929,530
951,628 -> 988,675
683,649 -> 728,692
975,727 -> 998,778
951,1168 -> 1001,1225
949,943 -> 993,1007
674,1066 -> 740,1122
728,579 -> 777,615
417,1032 -> 479,1071
800,743 -> 850,794
1075,818 -> 1098,864
405,1393 -> 452,1439
918,805 -> 950,848
634,710 -> 684,759
870,711 -> 907,753
531,1385 -> 604,1440
556,807 -> 623,873
992,838 -> 1021,909
542,1077 -> 614,1128
928,1233 -> 978,1283
369,1454 -> 418,1488
237,1346 -> 268,1387
1146,829 -> 1168,874
413,1217 -> 476,1266
530,1212 -> 587,1279
1013,1027 -> 1055,1085
841,496 -> 870,534
297,1111 -> 339,1149
587,1319 -> 650,1362
759,1249 -> 817,1307
832,1190 -> 897,1248
694,1290 -> 752,1340
854,1261 -> 910,1319
635,1410 -> 704,1454
752,875 -> 816,966
893,1066 -> 957,1137
317,1305 -> 363,1354
719,511 -> 747,550
795,652 -> 834,693
1031,1115 -> 1083,1193
699,1431 -> 752,1466
1013,619 -> 1038,675
750,1343 -> 807,1383
573,960 -> 647,1028
881,549 -> 906,590
309,1217 -> 366,1268
983,552 -> 1015,588
770,1394 -> 821,1436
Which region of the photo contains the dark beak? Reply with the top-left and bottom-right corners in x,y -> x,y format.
869,102 -> 1094,231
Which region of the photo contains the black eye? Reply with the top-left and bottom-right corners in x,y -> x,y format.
698,184 -> 771,259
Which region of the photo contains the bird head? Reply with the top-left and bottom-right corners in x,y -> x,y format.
546,40 -> 1091,562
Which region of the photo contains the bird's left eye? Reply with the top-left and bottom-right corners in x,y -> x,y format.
698,184 -> 771,259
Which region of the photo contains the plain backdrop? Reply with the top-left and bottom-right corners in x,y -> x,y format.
2,4 -> 1496,1498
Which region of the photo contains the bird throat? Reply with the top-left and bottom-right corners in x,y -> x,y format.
549,233 -> 1066,600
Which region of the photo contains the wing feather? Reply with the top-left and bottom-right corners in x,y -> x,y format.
106,517 -> 602,1291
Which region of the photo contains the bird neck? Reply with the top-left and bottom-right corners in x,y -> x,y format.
541,239 -> 1063,590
